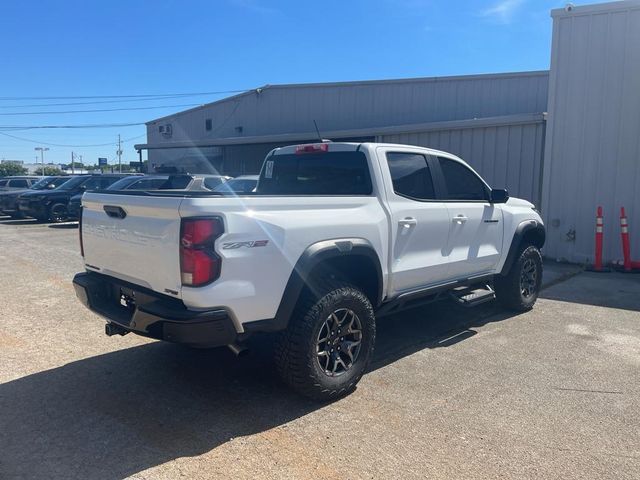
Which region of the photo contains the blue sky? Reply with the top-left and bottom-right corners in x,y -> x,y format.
0,0 -> 570,166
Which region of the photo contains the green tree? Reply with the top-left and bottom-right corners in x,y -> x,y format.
0,162 -> 28,176
33,166 -> 64,176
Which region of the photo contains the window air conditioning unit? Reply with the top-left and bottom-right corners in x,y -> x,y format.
159,124 -> 173,137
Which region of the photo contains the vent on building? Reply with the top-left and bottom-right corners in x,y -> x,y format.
205,119 -> 212,131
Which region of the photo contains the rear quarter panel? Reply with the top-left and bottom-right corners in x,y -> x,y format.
179,195 -> 389,329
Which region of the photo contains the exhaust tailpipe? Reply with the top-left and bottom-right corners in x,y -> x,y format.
227,343 -> 249,357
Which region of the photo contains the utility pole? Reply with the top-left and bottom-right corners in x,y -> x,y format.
71,151 -> 75,175
34,147 -> 49,178
117,134 -> 123,173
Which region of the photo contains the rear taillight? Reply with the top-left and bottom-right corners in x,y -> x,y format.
180,217 -> 223,286
295,143 -> 329,154
79,207 -> 84,257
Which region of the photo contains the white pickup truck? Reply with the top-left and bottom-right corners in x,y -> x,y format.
73,142 -> 545,400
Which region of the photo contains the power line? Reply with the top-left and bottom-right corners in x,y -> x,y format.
0,89 -> 250,101
0,93 -> 243,109
0,102 -> 204,116
0,122 -> 146,130
0,131 -> 146,147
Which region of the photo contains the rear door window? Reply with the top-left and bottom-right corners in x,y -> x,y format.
0,180 -> 7,187
99,177 -> 123,189
82,177 -> 103,190
8,179 -> 29,188
386,152 -> 436,201
257,151 -> 372,195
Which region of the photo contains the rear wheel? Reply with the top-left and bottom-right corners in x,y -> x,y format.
49,203 -> 69,223
274,282 -> 376,401
494,245 -> 543,312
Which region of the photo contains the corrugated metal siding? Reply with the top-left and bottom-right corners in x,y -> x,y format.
379,120 -> 545,206
542,1 -> 640,263
146,71 -> 548,146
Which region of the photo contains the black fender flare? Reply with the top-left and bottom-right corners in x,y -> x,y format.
500,220 -> 546,276
252,238 -> 383,332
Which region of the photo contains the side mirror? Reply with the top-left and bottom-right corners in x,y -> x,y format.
490,188 -> 509,204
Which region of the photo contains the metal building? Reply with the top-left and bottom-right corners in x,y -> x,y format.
137,71 -> 548,205
136,0 -> 640,266
542,0 -> 640,263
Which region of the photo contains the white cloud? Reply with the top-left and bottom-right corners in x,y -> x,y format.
481,0 -> 526,24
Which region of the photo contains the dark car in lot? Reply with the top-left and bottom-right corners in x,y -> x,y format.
0,176 -> 71,218
155,174 -> 232,191
0,176 -> 40,192
18,174 -> 134,222
67,174 -> 231,219
67,175 -> 168,219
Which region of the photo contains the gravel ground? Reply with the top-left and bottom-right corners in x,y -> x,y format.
0,217 -> 639,480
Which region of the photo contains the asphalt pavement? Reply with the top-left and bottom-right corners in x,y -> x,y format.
0,216 -> 638,479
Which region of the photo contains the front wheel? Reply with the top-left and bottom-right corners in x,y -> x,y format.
49,203 -> 69,223
494,245 -> 543,312
274,282 -> 376,401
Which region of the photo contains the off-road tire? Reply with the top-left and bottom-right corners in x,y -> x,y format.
274,281 -> 376,401
494,245 -> 543,312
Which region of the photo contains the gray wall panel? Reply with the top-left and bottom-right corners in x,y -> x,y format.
146,71 -> 549,146
543,1 -> 640,263
379,120 -> 545,206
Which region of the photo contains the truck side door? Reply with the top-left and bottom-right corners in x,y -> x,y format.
378,147 -> 451,295
433,155 -> 504,278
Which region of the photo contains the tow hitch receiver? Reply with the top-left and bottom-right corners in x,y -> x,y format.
105,323 -> 129,337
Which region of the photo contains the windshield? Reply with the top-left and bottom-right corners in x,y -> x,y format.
57,176 -> 87,190
30,177 -> 53,189
106,176 -> 141,190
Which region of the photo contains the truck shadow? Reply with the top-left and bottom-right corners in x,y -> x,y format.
0,301 -> 512,479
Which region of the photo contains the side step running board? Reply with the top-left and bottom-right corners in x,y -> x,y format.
449,285 -> 495,308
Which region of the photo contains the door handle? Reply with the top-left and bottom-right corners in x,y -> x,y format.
452,215 -> 468,224
399,217 -> 417,228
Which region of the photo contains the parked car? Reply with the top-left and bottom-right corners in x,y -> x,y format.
0,176 -> 71,218
73,142 -> 545,400
212,175 -> 259,193
18,174 -> 134,222
68,174 -> 231,220
67,175 -> 169,219
155,174 -> 232,191
0,176 -> 40,192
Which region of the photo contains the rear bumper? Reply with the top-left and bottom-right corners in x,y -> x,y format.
73,271 -> 238,347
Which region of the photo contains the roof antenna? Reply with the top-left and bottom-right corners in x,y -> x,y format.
313,119 -> 323,142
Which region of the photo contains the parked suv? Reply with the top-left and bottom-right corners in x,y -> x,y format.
67,175 -> 167,219
18,174 -> 132,222
0,176 -> 40,192
0,176 -> 71,218
74,142 -> 545,400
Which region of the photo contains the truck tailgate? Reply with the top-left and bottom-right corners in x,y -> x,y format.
81,193 -> 184,297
